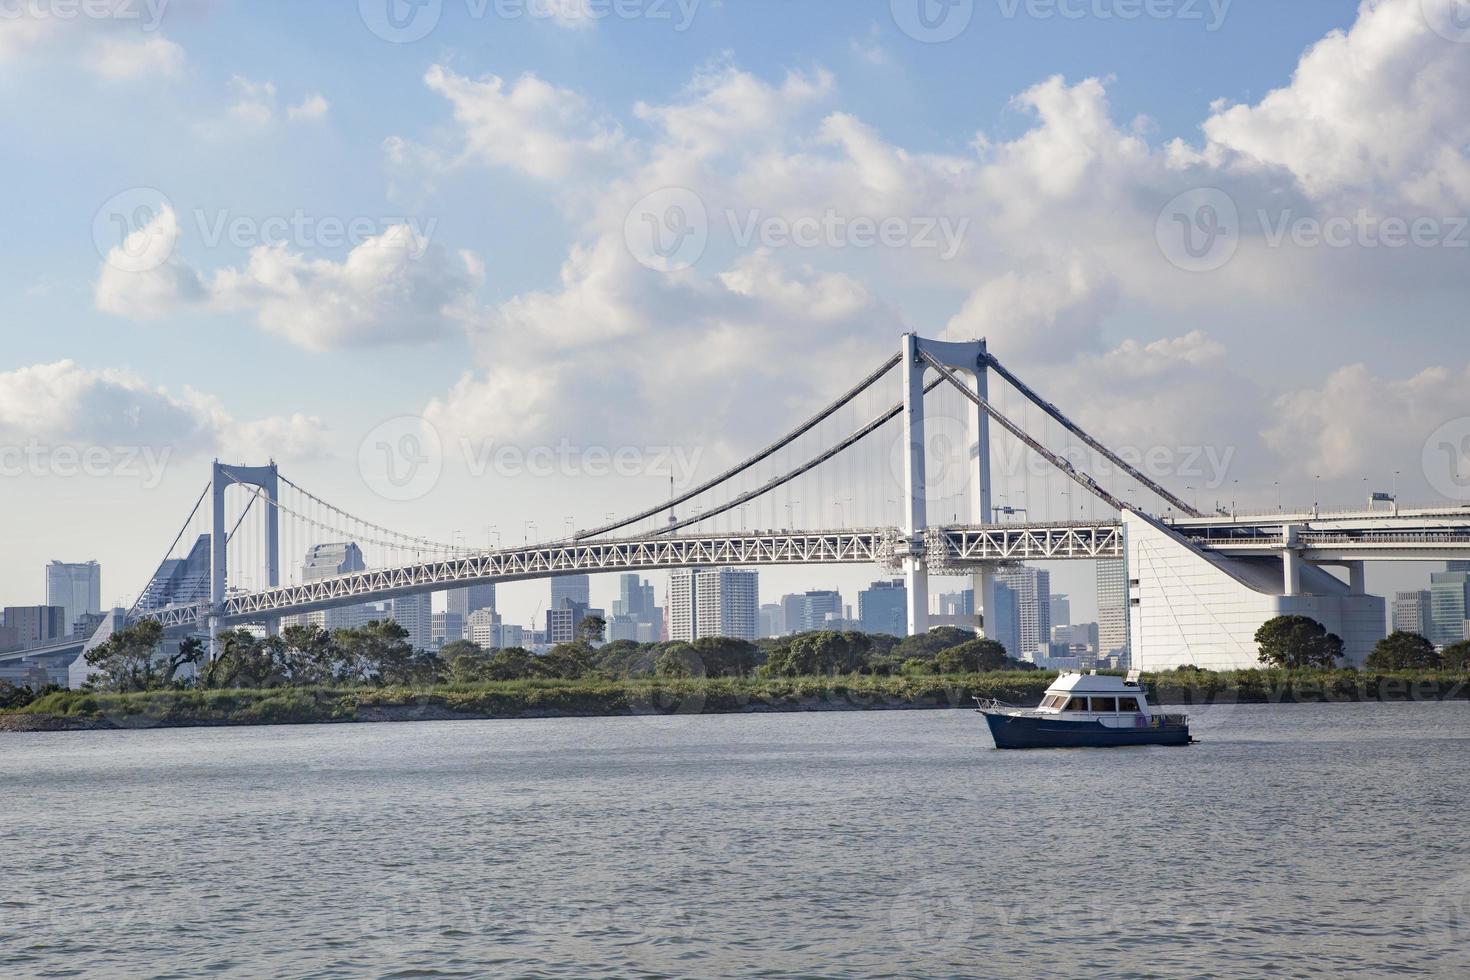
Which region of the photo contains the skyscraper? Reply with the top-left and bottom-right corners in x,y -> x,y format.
137,535 -> 211,612
45,561 -> 100,635
1049,594 -> 1071,628
1392,590 -> 1433,636
446,584 -> 496,627
1429,571 -> 1470,647
990,582 -> 1021,659
858,580 -> 908,637
431,611 -> 465,651
670,569 -> 759,641
2,606 -> 67,644
780,590 -> 842,634
390,592 -> 434,651
1096,558 -> 1130,662
551,575 -> 590,610
611,574 -> 662,640
289,543 -> 371,631
994,566 -> 1051,657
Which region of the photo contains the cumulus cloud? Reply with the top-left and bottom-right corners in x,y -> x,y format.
0,361 -> 328,461
94,207 -> 483,352
89,35 -> 184,80
389,0 -> 1467,488
422,64 -> 627,181
287,92 -> 330,123
1265,362 -> 1470,481
1199,0 -> 1470,209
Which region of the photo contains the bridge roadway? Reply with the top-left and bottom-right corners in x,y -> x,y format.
6,506 -> 1469,659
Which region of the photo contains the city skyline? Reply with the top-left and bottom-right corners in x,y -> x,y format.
4,0 -> 1470,622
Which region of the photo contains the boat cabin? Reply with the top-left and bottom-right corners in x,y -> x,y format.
1033,671 -> 1153,718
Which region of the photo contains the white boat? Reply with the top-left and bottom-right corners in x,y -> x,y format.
976,670 -> 1191,749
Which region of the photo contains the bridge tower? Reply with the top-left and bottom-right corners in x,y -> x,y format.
210,461 -> 280,658
901,334 -> 994,637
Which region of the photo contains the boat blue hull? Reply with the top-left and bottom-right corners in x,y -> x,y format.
981,712 -> 1191,750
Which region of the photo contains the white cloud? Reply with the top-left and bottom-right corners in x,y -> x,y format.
1265,361 -> 1470,481
89,35 -> 184,79
423,64 -> 627,181
1199,0 -> 1470,209
287,92 -> 330,123
225,75 -> 278,129
0,360 -> 328,461
95,208 -> 484,352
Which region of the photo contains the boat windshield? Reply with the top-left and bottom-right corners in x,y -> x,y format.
1063,696 -> 1088,712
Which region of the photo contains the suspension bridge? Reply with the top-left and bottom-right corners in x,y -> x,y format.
8,334 -> 1470,680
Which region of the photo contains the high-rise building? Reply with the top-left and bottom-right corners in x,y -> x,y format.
466,608 -> 500,648
1052,622 -> 1099,655
551,575 -> 590,610
281,543 -> 372,632
1448,561 -> 1470,573
1429,571 -> 1470,647
671,569 -> 759,641
990,583 -> 1021,659
995,566 -> 1051,657
1096,558 -> 1130,662
137,535 -> 211,612
759,603 -> 785,638
431,611 -> 465,651
390,592 -> 434,651
495,623 -> 527,650
858,580 -> 908,636
779,590 -> 842,634
45,561 -> 100,636
2,606 -> 67,644
446,584 -> 496,624
1050,594 -> 1071,628
1392,590 -> 1433,636
611,574 -> 662,641
938,590 -> 974,618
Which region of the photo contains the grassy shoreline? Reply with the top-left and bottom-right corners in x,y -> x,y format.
3,669 -> 1469,732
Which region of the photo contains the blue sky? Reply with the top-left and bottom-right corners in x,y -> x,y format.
4,0 -> 1469,623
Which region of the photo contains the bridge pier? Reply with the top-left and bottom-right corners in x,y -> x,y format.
210,461 -> 280,659
901,333 -> 996,637
1282,524 -> 1301,597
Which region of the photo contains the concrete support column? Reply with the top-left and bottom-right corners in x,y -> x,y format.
209,460 -> 228,659
969,340 -> 994,637
1282,524 -> 1301,597
902,333 -> 930,636
1348,561 -> 1367,595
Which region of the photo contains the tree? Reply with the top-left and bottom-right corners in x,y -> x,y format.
765,631 -> 871,676
1442,641 -> 1470,672
689,637 -> 760,677
1365,631 -> 1441,671
577,614 -> 607,646
1254,616 -> 1344,669
438,639 -> 483,662
203,630 -> 285,689
892,627 -> 975,662
935,639 -> 1012,674
84,621 -> 194,692
335,620 -> 433,686
655,643 -> 703,679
